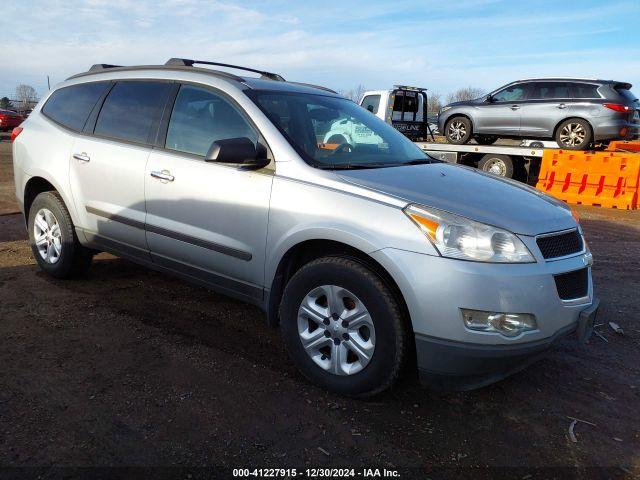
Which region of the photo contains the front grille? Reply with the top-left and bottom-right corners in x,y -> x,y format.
554,268 -> 589,300
537,229 -> 583,259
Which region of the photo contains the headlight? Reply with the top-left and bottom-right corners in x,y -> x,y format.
404,204 -> 534,263
440,106 -> 452,113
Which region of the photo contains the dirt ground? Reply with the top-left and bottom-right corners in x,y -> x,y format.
1,132 -> 639,478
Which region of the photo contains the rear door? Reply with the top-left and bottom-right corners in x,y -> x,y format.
519,81 -> 573,137
69,80 -> 173,255
144,84 -> 273,303
474,83 -> 528,134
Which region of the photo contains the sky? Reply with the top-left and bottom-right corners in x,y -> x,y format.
1,0 -> 640,101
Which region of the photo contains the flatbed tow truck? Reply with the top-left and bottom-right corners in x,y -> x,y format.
357,85 -> 554,183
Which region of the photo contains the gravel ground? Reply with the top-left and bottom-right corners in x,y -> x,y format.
1,133 -> 639,478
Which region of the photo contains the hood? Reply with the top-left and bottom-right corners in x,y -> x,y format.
445,97 -> 485,108
337,163 -> 576,236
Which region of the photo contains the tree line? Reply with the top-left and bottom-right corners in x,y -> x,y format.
338,85 -> 486,115
1,84 -> 39,111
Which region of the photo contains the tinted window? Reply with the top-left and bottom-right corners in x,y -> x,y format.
615,87 -> 638,104
42,82 -> 109,131
95,81 -> 171,144
572,83 -> 600,99
361,95 -> 380,114
392,92 -> 419,112
528,82 -> 571,100
492,85 -> 527,102
166,85 -> 258,156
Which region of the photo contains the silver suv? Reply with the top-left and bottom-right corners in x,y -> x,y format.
439,78 -> 640,150
12,59 -> 599,395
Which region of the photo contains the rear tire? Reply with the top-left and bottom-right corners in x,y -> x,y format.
555,119 -> 592,150
28,191 -> 93,279
445,117 -> 472,144
478,154 -> 514,178
474,135 -> 498,145
280,256 -> 408,397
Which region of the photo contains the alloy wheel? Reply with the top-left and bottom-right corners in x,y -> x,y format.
559,122 -> 587,147
448,121 -> 467,142
33,208 -> 62,264
297,285 -> 376,376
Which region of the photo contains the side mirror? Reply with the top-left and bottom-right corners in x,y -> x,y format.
205,137 -> 269,168
367,105 -> 374,113
485,94 -> 493,103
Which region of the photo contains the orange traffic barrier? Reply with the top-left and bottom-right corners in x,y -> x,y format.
536,149 -> 640,209
607,140 -> 640,153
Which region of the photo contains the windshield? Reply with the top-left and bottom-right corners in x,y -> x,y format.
248,91 -> 432,169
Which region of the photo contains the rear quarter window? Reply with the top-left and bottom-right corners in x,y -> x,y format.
572,83 -> 600,99
42,82 -> 110,131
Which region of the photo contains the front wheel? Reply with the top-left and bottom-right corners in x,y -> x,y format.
28,191 -> 93,278
555,119 -> 592,150
280,257 -> 408,397
445,117 -> 473,144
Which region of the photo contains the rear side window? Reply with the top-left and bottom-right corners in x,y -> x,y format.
42,82 -> 110,131
392,92 -> 419,113
165,85 -> 258,157
528,82 -> 571,100
361,95 -> 381,114
572,83 -> 600,99
94,81 -> 171,144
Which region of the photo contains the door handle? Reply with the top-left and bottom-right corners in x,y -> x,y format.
510,105 -> 520,110
150,170 -> 175,182
557,103 -> 567,109
73,152 -> 90,163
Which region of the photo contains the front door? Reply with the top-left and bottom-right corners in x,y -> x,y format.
475,83 -> 528,135
144,84 -> 273,304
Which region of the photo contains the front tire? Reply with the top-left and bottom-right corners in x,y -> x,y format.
445,117 -> 473,144
280,257 -> 408,397
28,191 -> 93,278
555,119 -> 592,150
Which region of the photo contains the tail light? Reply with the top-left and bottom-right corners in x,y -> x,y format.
10,127 -> 23,142
603,103 -> 631,113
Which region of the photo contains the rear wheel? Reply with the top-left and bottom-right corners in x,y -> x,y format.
478,154 -> 514,178
555,119 -> 592,150
445,117 -> 472,144
474,135 -> 498,145
280,256 -> 408,397
28,191 -> 93,278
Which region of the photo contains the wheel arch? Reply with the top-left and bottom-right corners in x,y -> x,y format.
553,116 -> 594,142
22,173 -> 80,228
266,239 -> 413,341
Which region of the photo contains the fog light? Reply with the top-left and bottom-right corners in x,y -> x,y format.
461,309 -> 537,337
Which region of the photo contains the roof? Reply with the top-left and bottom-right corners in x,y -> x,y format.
66,59 -> 339,96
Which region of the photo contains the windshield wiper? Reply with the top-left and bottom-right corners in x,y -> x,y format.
398,158 -> 442,166
315,163 -> 401,170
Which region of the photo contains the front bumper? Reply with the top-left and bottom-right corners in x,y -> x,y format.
416,298 -> 599,390
370,245 -> 596,390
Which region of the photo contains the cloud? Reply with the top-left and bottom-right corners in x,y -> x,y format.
0,0 -> 638,98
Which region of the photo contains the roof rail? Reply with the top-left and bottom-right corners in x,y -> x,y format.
165,58 -> 285,82
88,64 -> 122,72
289,82 -> 338,94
